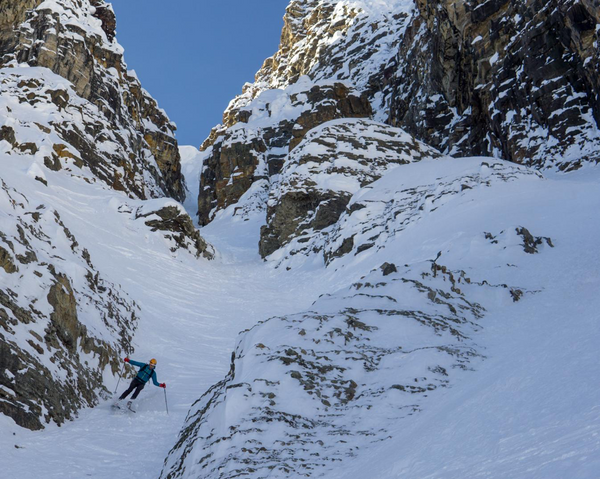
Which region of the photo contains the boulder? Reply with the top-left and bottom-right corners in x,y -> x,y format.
136,204 -> 215,260
259,119 -> 442,258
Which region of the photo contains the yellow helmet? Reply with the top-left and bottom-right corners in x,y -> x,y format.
149,358 -> 157,365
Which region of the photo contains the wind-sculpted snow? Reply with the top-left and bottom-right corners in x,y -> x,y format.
161,262 -> 487,479
161,156 -> 554,479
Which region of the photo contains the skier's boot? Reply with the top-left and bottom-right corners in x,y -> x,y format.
127,400 -> 134,412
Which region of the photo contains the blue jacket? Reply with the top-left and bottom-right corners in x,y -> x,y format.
129,359 -> 160,386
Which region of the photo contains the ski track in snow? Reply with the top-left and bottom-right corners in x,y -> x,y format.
1,158 -> 329,478
2,155 -> 600,479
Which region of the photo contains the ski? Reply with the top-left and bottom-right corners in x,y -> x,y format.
112,403 -> 136,414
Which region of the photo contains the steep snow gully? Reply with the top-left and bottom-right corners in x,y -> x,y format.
1,166 -> 329,477
3,156 -> 600,479
2,0 -> 600,475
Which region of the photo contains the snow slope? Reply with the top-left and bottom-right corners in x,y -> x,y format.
161,153 -> 600,478
3,146 -> 600,478
179,145 -> 204,219
0,145 -> 330,477
332,167 -> 600,479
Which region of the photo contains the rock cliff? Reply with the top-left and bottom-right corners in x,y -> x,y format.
390,0 -> 600,170
196,0 -> 600,240
198,79 -> 372,225
0,0 -> 212,430
1,0 -> 185,200
197,0 -> 410,226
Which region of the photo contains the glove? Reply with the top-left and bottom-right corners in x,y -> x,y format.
160,383 -> 166,388
124,357 -> 130,363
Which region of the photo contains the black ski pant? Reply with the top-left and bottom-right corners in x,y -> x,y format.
119,377 -> 146,400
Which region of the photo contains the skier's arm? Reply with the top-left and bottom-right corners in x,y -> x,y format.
128,359 -> 145,368
151,371 -> 160,387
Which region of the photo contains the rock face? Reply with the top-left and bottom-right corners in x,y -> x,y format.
197,0 -> 411,225
198,80 -> 372,225
390,0 -> 600,170
230,0 -> 413,119
0,0 -> 39,55
259,118 -> 443,257
0,180 -> 138,430
196,0 -> 600,233
1,0 -> 185,201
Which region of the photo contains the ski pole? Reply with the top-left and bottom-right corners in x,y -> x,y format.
164,387 -> 169,415
114,360 -> 126,395
114,342 -> 130,395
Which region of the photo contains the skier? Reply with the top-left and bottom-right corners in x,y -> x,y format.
114,357 -> 166,411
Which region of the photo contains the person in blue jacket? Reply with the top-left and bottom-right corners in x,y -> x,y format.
115,357 -> 166,409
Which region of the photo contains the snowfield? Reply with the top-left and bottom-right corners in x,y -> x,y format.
329,167 -> 600,479
3,0 -> 600,477
0,146 -> 329,477
3,140 -> 599,478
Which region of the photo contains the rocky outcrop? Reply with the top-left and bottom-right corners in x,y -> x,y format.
389,0 -> 600,170
198,80 -> 372,225
485,226 -> 555,255
197,0 -> 600,233
318,160 -> 545,268
0,181 -> 137,430
1,0 -> 185,200
161,259 -> 488,479
259,119 -> 442,258
135,203 -> 215,260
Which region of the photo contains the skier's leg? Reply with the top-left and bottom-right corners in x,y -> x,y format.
130,381 -> 145,400
119,380 -> 136,400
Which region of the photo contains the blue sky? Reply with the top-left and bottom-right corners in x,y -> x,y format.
110,1 -> 288,147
